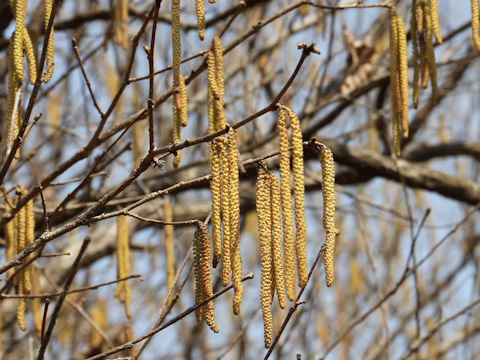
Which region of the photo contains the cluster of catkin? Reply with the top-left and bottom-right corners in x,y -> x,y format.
114,0 -> 129,50
193,222 -> 219,332
115,215 -> 131,318
256,166 -> 287,348
389,8 -> 409,156
207,37 -> 243,315
171,0 -> 188,168
4,186 -> 37,331
410,0 -> 441,111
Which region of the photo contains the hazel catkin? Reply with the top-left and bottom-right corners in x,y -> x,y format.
277,106 -> 296,301
473,0 -> 480,52
219,138 -> 232,287
196,0 -> 205,40
320,147 -> 336,287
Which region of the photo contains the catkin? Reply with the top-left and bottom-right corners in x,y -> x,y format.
5,196 -> 16,279
284,107 -> 307,288
17,281 -> 27,331
171,0 -> 182,167
193,229 -> 206,322
89,299 -> 107,348
115,215 -> 131,318
196,0 -> 205,40
23,30 -> 36,84
178,74 -> 188,127
16,195 -> 27,292
411,2 -> 421,109
473,0 -> 480,52
389,9 -> 401,156
198,222 -> 218,333
219,138 -> 232,287
212,37 -> 224,105
396,15 -> 409,139
277,106 -> 296,301
430,0 -> 442,44
164,197 -> 175,300
13,2 -> 25,82
44,0 -> 55,82
210,139 -> 222,267
320,148 -> 336,287
23,196 -> 34,293
256,166 -> 273,348
424,1 -> 438,104
228,128 -> 243,315
269,172 -> 286,309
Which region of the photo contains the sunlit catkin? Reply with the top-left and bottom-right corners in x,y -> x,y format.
171,0 -> 182,167
23,31 -> 36,84
411,2 -> 421,108
212,37 -> 224,103
193,229 -> 205,322
396,15 -> 409,138
164,197 -> 175,304
430,0 -> 442,44
198,222 -> 219,333
196,0 -> 205,40
219,138 -> 232,287
228,128 -> 243,315
277,106 -> 296,301
179,74 -> 188,127
424,1 -> 438,104
210,139 -> 222,267
256,167 -> 273,348
12,0 -> 25,82
389,9 -> 401,156
473,0 -> 480,52
115,215 -> 131,318
320,147 -> 336,287
270,172 -> 287,309
44,0 -> 55,82
283,106 -> 307,288
17,281 -> 26,331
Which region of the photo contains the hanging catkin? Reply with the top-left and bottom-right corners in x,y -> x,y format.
17,280 -> 26,331
430,0 -> 442,44
256,166 -> 273,348
396,15 -> 409,139
115,215 -> 131,318
269,172 -> 287,309
164,197 -> 175,304
228,128 -> 243,315
281,106 -> 307,288
193,228 -> 206,322
196,0 -> 205,40
277,106 -> 296,301
210,139 -> 222,268
178,74 -> 188,127
171,0 -> 182,167
389,9 -> 401,156
23,196 -> 34,293
473,0 -> 480,52
219,138 -> 232,287
5,195 -> 16,279
411,1 -> 421,109
320,147 -> 336,287
424,0 -> 438,104
44,0 -> 55,81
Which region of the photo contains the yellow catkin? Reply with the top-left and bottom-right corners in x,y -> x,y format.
396,15 -> 409,139
23,196 -> 34,293
13,0 -> 25,82
228,128 -> 243,315
430,0 -> 442,44
389,9 -> 401,156
219,138 -> 231,287
269,172 -> 287,309
320,147 -> 336,287
210,139 -> 222,267
193,229 -> 206,322
284,107 -> 307,288
212,37 -> 224,105
178,74 -> 188,127
424,1 -> 438,104
23,30 -> 36,84
17,281 -> 27,331
196,0 -> 205,40
277,106 -> 296,301
198,222 -> 219,333
164,197 -> 175,302
89,299 -> 107,348
207,50 -> 225,131
44,0 -> 55,82
115,215 -> 131,318
256,166 -> 273,348
171,0 -> 181,167
411,2 -> 421,109
416,0 -> 424,34
16,194 -> 27,291
420,37 -> 430,89
473,0 -> 480,52
32,270 -> 42,339
115,0 -> 129,50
